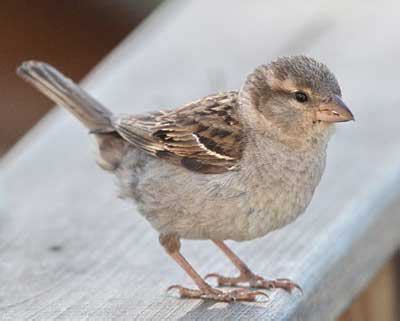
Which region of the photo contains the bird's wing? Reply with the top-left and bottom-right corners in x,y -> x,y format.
112,91 -> 245,174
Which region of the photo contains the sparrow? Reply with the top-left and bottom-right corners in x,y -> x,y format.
17,56 -> 354,302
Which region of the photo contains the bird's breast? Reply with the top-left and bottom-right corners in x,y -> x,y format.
237,137 -> 328,240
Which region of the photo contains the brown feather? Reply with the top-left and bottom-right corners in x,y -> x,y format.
112,91 -> 245,174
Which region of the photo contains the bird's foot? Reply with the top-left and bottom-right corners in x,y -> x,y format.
167,284 -> 268,302
205,272 -> 302,294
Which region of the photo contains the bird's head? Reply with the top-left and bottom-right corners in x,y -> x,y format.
241,56 -> 354,142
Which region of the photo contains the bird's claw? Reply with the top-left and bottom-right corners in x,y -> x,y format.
167,284 -> 268,302
273,278 -> 303,294
205,273 -> 246,287
206,272 -> 302,294
251,277 -> 303,294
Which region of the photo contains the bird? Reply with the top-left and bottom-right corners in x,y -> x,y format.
17,56 -> 354,302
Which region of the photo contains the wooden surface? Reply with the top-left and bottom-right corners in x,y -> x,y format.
1,0 -> 400,320
338,253 -> 400,321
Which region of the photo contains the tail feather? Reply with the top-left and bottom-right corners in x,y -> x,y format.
17,61 -> 113,132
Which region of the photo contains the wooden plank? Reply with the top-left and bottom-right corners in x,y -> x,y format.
338,254 -> 399,321
1,0 -> 400,320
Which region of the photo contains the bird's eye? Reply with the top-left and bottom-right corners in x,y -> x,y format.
294,91 -> 308,103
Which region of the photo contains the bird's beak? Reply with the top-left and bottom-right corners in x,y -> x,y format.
315,95 -> 354,123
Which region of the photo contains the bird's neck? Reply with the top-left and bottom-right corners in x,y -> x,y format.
245,114 -> 333,153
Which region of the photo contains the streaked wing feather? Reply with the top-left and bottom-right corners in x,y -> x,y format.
112,91 -> 244,174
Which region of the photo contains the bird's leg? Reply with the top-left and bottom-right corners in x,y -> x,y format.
159,234 -> 268,302
205,240 -> 302,293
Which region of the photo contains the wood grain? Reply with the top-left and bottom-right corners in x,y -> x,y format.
338,255 -> 400,321
1,0 -> 400,320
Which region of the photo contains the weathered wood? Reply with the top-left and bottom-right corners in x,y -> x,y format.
1,0 -> 400,320
338,255 -> 400,321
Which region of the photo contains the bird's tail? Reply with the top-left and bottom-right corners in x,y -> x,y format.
17,61 -> 113,132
